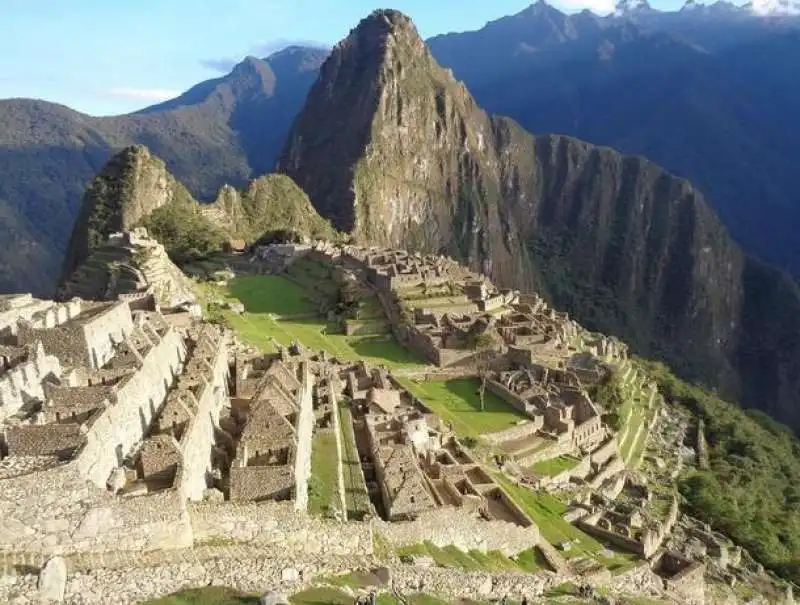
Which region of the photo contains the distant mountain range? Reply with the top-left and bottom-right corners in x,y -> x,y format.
0,46 -> 326,294
427,1 -> 800,277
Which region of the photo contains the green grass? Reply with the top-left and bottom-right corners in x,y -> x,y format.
530,455 -> 581,477
398,378 -> 527,439
489,472 -> 603,559
308,430 -> 341,517
229,275 -> 318,316
619,395 -> 647,464
206,276 -> 428,371
144,587 -> 258,604
338,403 -> 372,520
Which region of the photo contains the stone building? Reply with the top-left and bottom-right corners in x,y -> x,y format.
487,362 -> 605,456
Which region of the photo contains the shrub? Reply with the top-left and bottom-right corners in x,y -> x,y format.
141,203 -> 226,264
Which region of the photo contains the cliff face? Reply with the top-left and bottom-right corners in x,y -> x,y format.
278,9 -> 800,427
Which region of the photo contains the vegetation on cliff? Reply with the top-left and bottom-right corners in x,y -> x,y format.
141,203 -> 227,264
209,174 -> 337,243
641,359 -> 800,583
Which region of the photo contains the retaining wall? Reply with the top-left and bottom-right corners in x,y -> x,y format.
188,500 -> 373,555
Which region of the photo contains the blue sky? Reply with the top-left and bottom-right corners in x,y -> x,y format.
1,0 -> 692,116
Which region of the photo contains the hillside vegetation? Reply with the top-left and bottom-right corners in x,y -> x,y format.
641,359 -> 800,582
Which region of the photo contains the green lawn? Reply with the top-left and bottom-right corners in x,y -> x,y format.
398,378 -> 527,439
308,430 -> 341,517
291,588 -> 456,605
530,455 -> 581,477
229,275 -> 318,316
207,276 -> 428,371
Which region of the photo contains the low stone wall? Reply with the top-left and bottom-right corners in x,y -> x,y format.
188,501 -> 373,556
482,421 -> 539,446
391,565 -> 561,601
486,379 -> 530,417
575,519 -> 645,556
377,507 -> 539,556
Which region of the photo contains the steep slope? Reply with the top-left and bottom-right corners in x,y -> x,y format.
278,9 -> 800,429
0,46 -> 327,295
60,145 -> 335,293
427,6 -> 800,279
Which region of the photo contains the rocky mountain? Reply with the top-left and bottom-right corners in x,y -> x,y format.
426,4 -> 800,280
278,9 -> 800,430
60,145 -> 335,292
0,46 -> 327,295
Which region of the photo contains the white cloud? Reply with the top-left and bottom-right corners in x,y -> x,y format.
106,87 -> 181,101
553,0 -> 616,14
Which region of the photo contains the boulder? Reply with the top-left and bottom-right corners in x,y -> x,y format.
260,589 -> 290,605
281,567 -> 300,582
38,556 -> 67,602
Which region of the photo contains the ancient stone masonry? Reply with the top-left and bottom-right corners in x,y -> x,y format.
59,228 -> 198,309
132,323 -> 230,500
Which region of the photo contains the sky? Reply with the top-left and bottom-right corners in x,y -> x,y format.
1,0 -> 699,116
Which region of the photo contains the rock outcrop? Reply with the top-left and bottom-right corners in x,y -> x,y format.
278,9 -> 800,429
204,174 -> 336,243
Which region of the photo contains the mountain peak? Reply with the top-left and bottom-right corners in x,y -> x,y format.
614,0 -> 654,15
230,55 -> 275,83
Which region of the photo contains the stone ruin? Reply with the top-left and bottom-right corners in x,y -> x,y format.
59,228 -> 198,309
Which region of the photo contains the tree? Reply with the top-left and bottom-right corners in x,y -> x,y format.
471,331 -> 497,411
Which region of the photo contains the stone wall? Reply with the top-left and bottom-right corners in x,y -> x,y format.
293,364 -> 314,512
178,333 -> 229,501
0,342 -> 62,421
390,565 -> 560,601
81,302 -> 135,369
377,507 -> 539,556
482,420 -> 540,446
74,327 -> 185,488
0,463 -> 191,555
188,500 -> 373,555
330,386 -> 348,519
17,302 -> 132,370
